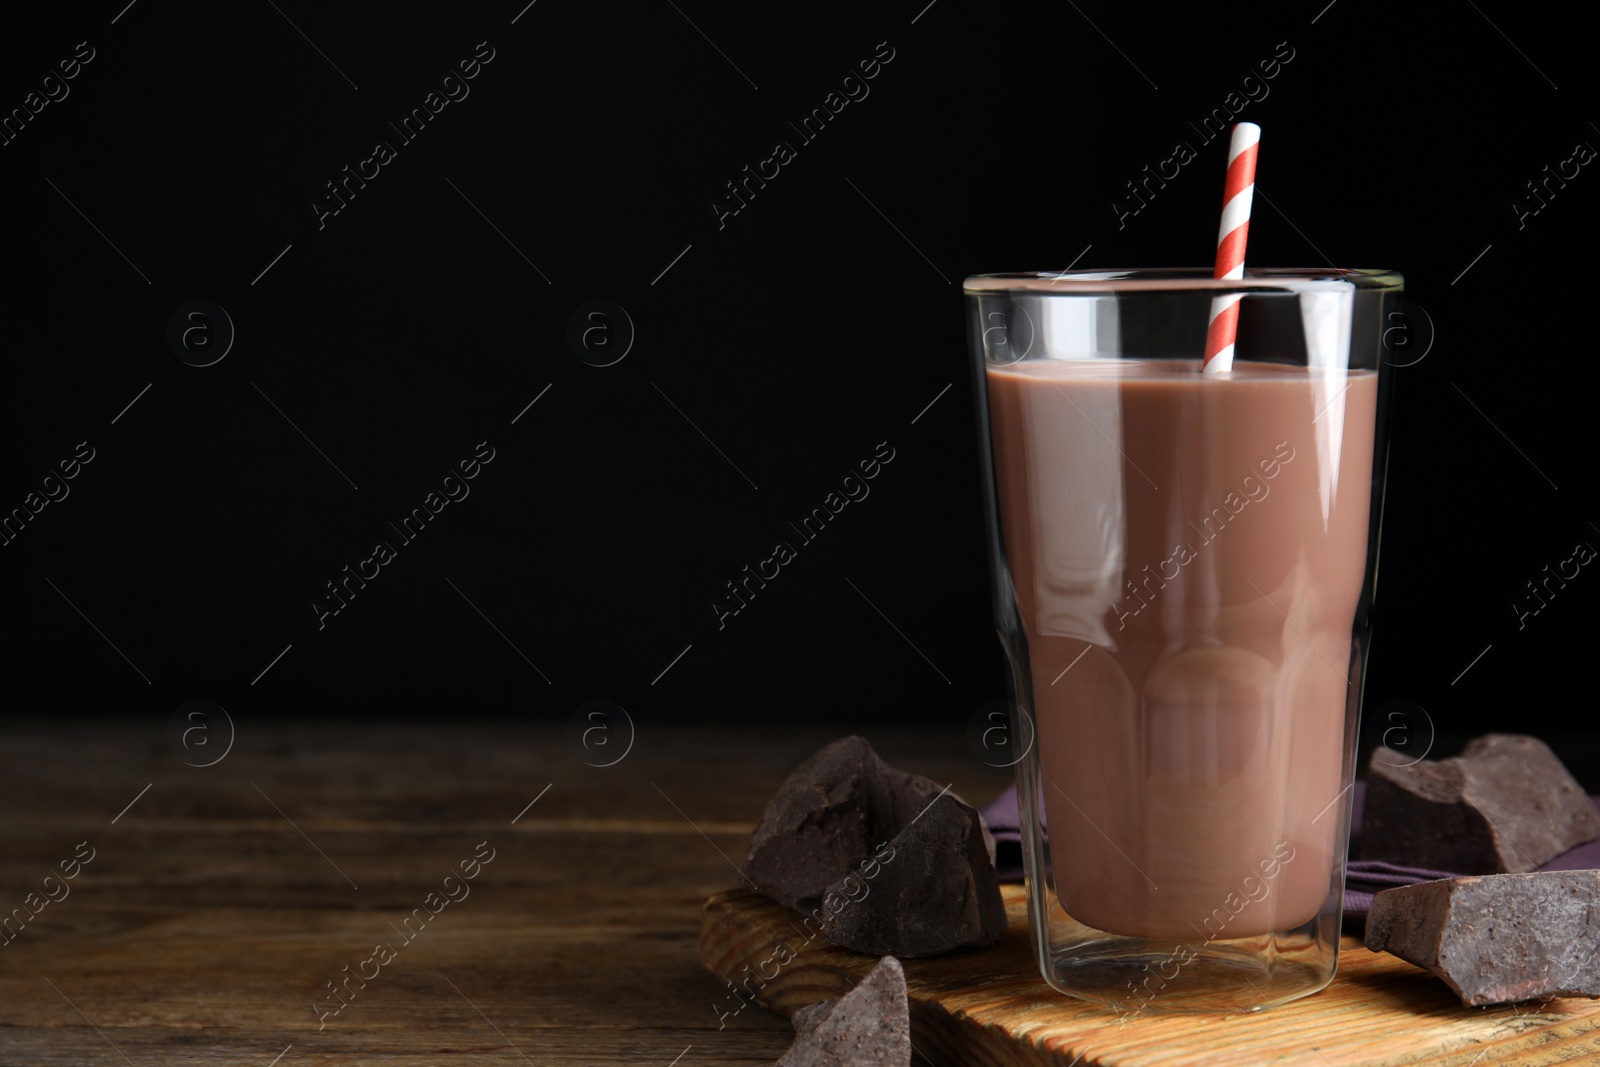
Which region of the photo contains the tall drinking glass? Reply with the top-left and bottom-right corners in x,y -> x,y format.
967,269 -> 1400,1013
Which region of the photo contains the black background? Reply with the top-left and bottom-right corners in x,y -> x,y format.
1,1 -> 1596,776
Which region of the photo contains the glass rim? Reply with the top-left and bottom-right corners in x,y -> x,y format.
963,267 -> 1403,294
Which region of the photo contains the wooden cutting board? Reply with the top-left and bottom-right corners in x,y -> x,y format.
700,885 -> 1600,1066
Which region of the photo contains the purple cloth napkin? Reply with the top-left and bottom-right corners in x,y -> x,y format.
979,782 -> 1600,925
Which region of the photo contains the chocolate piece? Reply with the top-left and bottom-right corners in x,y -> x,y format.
741,736 -> 937,912
776,956 -> 909,1067
1361,734 -> 1600,873
1365,871 -> 1600,1006
788,999 -> 832,1036
741,736 -> 1006,957
815,794 -> 1008,957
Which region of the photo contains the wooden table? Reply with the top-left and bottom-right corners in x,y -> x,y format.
701,886 -> 1600,1065
0,721 -> 1014,1066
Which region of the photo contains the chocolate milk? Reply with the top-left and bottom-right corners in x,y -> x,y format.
987,359 -> 1378,939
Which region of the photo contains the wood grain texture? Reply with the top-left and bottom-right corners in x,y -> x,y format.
8,720 -> 1598,1067
0,721 -> 1012,1066
700,886 -> 1600,1067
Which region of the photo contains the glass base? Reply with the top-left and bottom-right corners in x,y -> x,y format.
1043,931 -> 1336,1015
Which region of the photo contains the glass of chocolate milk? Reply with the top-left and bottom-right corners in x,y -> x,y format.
968,269 -> 1399,1013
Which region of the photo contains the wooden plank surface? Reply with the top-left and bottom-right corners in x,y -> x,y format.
0,721 -> 1012,1066
7,720 -> 1599,1067
701,886 -> 1600,1066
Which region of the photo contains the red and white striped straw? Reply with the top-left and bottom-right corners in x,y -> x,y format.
1202,122 -> 1260,373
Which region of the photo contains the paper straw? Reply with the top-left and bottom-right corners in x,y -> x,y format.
1202,123 -> 1260,373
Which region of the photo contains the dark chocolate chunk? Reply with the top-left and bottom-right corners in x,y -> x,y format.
741,736 -> 1006,957
1365,870 -> 1600,1006
776,956 -> 909,1067
788,999 -> 832,1036
1360,734 -> 1600,873
814,794 -> 1008,957
741,736 -> 935,912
